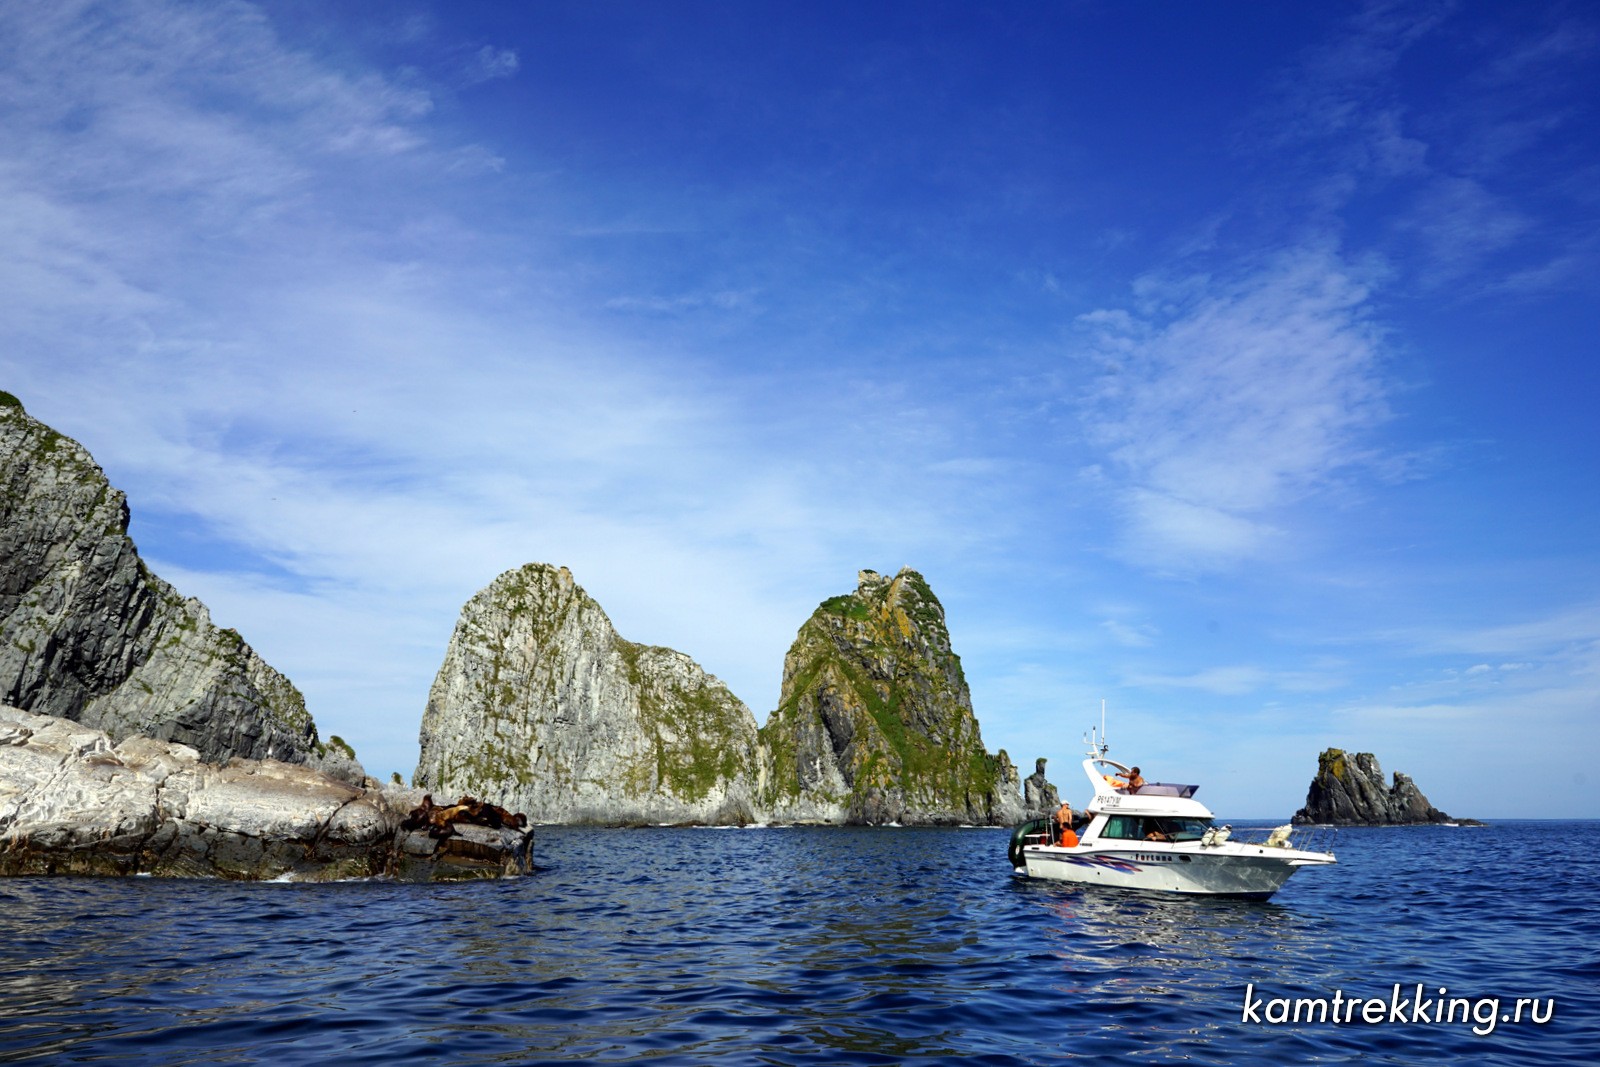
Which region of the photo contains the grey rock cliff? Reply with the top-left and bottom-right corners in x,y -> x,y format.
757,568 -> 1025,826
1292,748 -> 1475,825
0,705 -> 531,880
414,563 -> 761,825
0,394 -> 343,774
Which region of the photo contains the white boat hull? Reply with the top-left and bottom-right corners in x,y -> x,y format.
1020,842 -> 1333,899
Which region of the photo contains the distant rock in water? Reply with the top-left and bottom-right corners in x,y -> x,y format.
1024,758 -> 1060,818
0,393 -> 349,776
1293,748 -> 1480,825
414,563 -> 761,825
758,568 -> 1024,826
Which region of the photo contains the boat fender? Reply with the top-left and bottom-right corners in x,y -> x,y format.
1007,818 -> 1049,869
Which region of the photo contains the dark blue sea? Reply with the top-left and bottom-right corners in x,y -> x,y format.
2,822 -> 1596,1065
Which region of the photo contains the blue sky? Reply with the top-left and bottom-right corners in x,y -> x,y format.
3,1 -> 1597,818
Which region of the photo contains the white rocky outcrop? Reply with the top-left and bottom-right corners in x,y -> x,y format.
414,563 -> 761,825
0,705 -> 532,880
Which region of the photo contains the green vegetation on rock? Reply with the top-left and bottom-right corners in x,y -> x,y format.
758,567 -> 1007,824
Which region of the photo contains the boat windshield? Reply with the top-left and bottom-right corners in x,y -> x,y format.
1098,816 -> 1213,843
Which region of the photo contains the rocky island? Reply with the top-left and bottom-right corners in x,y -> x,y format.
1292,747 -> 1482,826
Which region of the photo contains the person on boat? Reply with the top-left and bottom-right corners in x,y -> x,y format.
1054,801 -> 1079,847
1121,766 -> 1145,793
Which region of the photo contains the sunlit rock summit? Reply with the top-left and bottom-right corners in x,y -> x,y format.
0,392 -> 344,773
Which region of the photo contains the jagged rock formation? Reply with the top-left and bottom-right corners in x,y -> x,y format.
0,393 -> 344,774
1024,757 -> 1060,817
0,705 -> 531,880
414,563 -> 762,825
758,568 -> 1025,825
1292,748 -> 1477,825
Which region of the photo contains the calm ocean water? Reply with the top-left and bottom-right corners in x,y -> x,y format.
1,821 -> 1596,1065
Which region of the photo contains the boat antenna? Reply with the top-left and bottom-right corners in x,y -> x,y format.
1082,699 -> 1107,757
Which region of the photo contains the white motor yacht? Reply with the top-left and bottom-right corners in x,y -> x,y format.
1009,731 -> 1336,900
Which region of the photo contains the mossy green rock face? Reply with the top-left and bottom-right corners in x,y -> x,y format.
414,563 -> 761,824
759,568 -> 1023,825
0,398 -> 325,769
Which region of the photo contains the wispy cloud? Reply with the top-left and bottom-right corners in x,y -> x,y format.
1125,664 -> 1347,697
1075,248 -> 1391,572
1254,0 -> 1600,298
604,289 -> 760,315
466,45 -> 520,85
0,2 -> 1035,777
1100,618 -> 1157,649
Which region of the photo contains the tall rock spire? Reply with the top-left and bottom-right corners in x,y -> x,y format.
758,567 -> 1023,825
414,562 -> 761,824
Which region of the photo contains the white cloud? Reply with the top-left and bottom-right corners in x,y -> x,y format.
603,289 -> 760,315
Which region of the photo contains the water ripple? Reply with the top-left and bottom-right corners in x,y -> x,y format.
0,823 -> 1595,1064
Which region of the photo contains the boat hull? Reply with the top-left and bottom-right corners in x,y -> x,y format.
1019,843 -> 1331,900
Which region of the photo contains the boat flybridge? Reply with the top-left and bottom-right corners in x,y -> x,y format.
1008,727 -> 1336,900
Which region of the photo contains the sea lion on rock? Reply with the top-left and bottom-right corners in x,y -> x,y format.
402,794 -> 529,838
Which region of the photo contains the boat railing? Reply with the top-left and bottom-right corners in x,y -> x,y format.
1225,825 -> 1336,854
